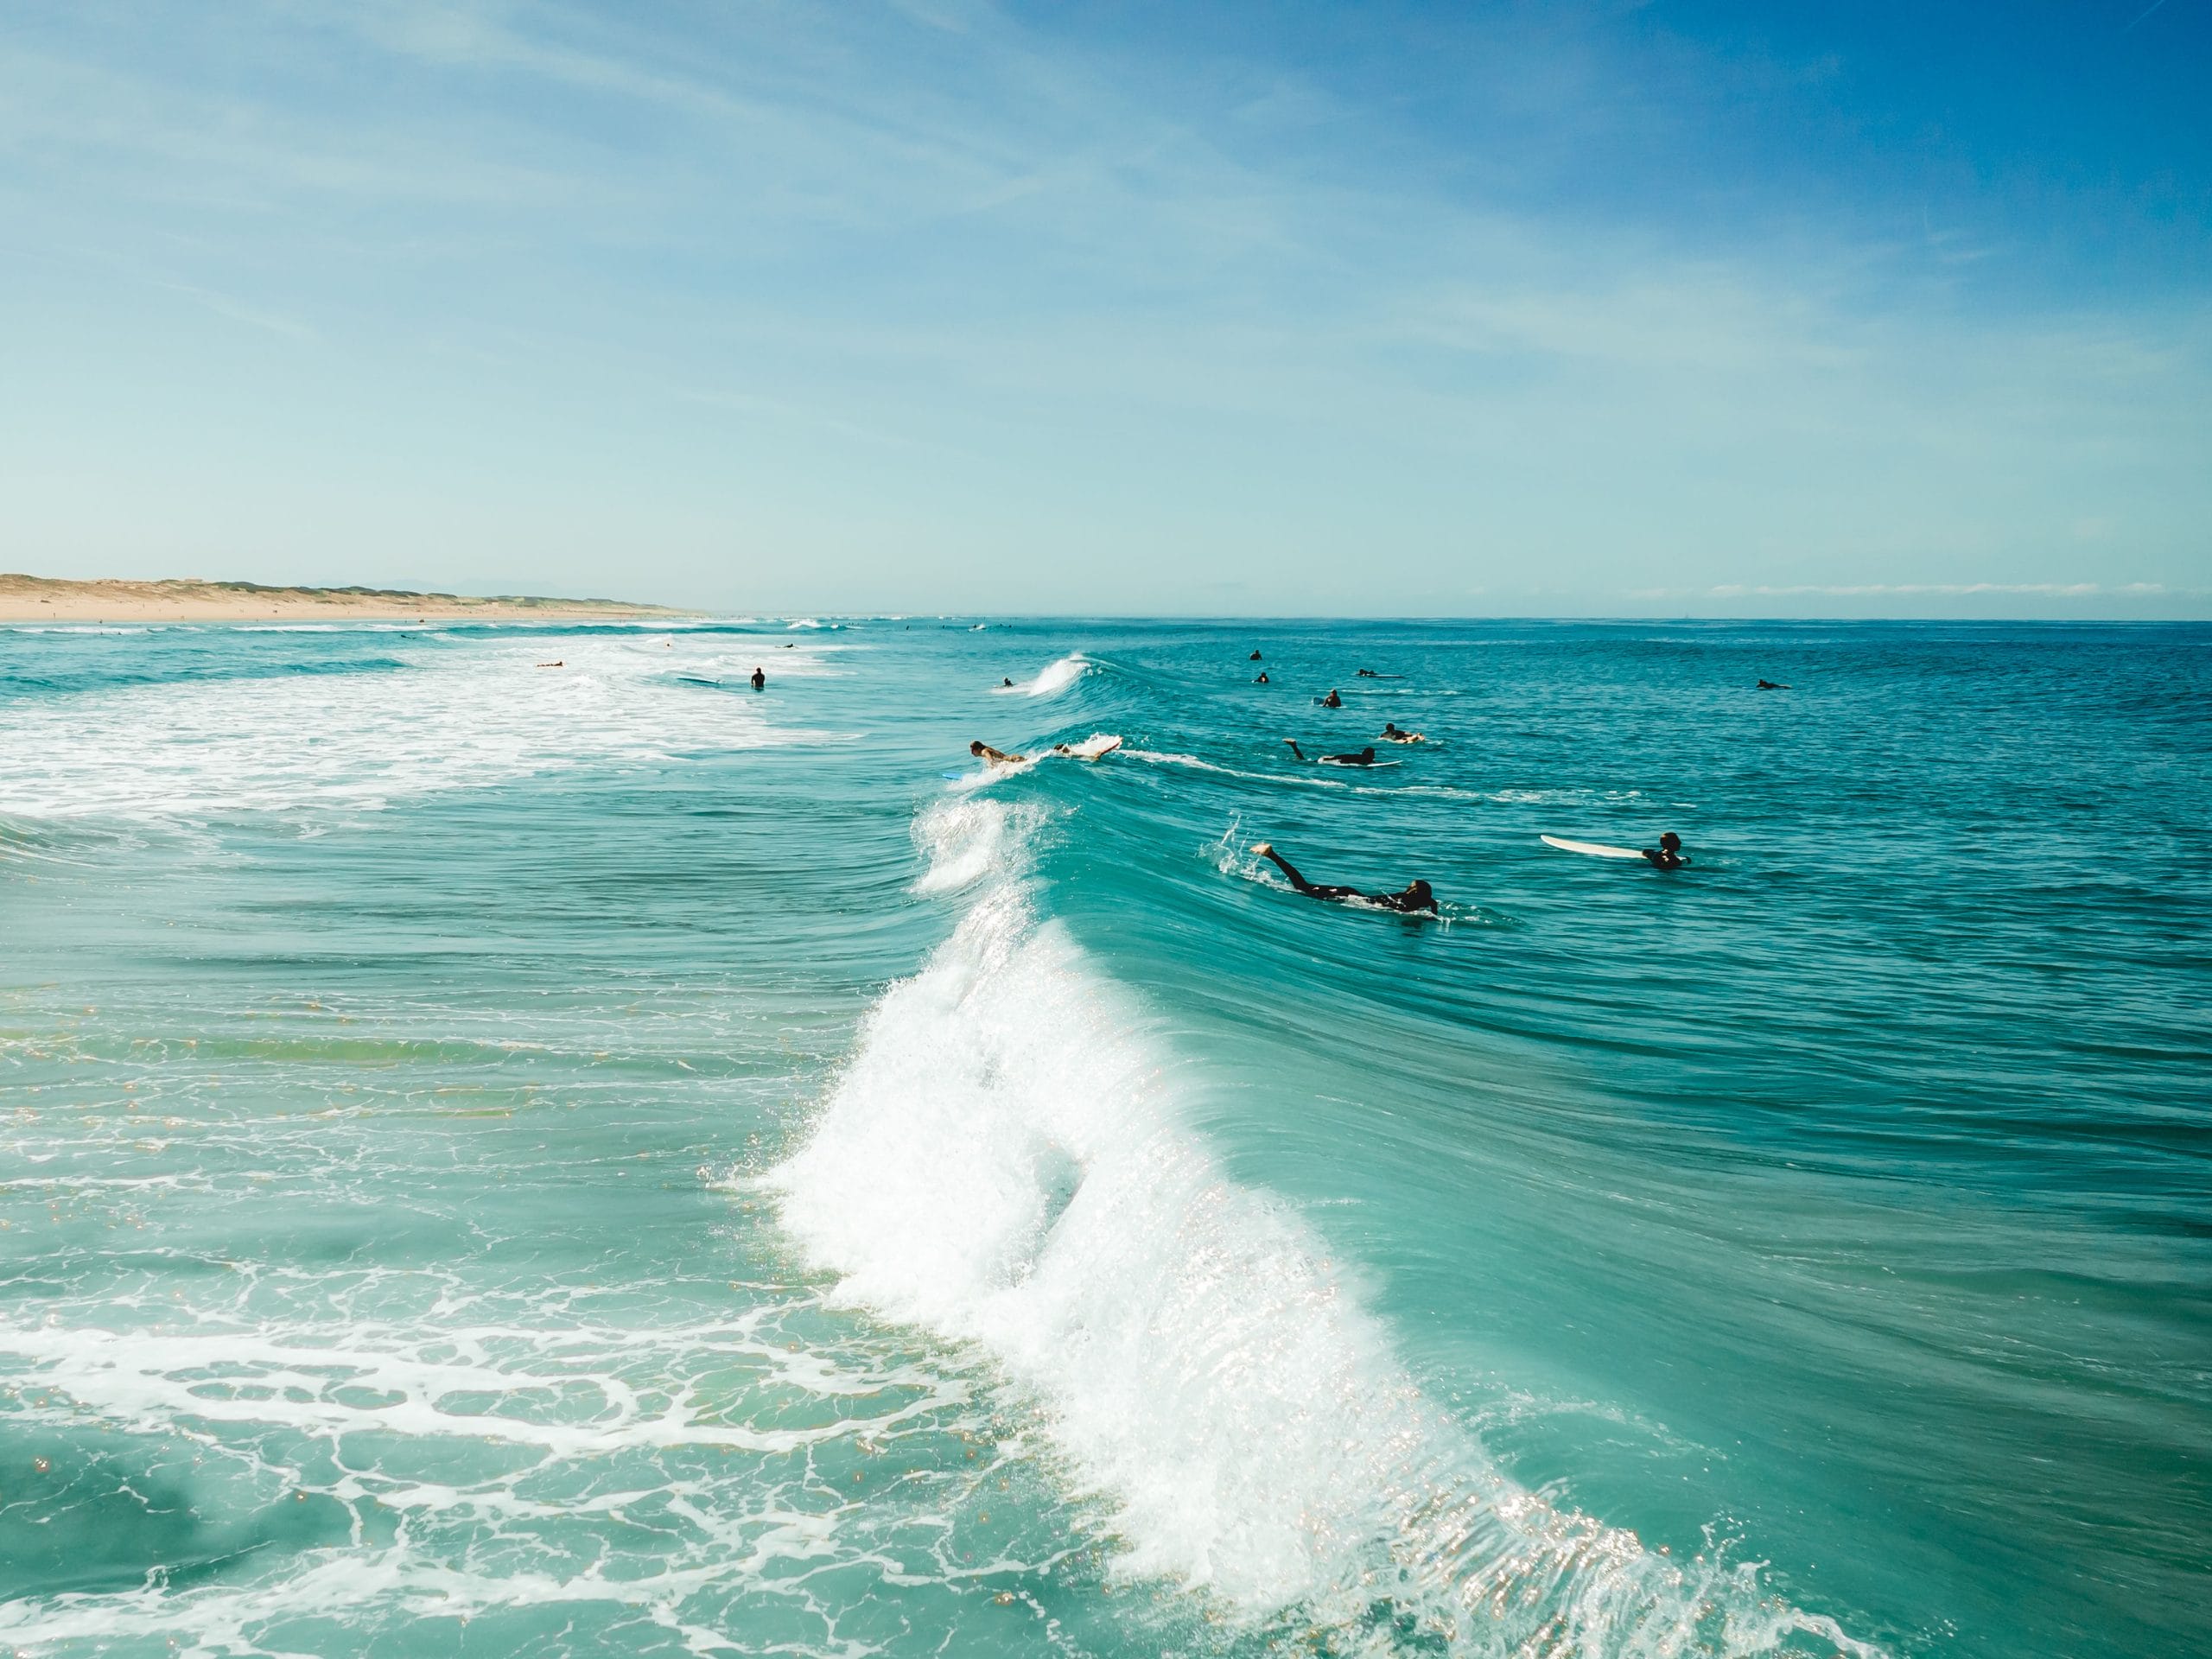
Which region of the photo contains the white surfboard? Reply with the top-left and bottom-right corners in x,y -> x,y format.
1541,834 -> 1645,860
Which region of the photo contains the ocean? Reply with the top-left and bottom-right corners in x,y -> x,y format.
2,617 -> 2205,1659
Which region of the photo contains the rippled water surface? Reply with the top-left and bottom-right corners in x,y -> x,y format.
3,619 -> 2206,1658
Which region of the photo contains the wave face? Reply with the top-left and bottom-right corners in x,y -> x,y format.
772,796 -> 1872,1655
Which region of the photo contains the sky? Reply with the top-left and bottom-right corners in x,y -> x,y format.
2,0 -> 2207,617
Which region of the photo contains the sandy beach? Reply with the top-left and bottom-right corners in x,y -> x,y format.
0,573 -> 686,624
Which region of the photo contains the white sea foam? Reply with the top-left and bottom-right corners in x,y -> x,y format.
993,653 -> 1090,697
770,798 -> 1878,1655
0,635 -> 824,824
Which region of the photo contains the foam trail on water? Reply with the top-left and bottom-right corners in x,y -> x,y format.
771,798 -> 1878,1656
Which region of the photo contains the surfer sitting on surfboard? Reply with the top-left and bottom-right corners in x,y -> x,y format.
1377,722 -> 1424,744
1251,842 -> 1437,915
1317,690 -> 1343,708
1643,832 -> 1688,870
1284,740 -> 1379,766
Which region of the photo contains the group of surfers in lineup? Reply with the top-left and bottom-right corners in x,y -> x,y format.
970,646 -> 1694,918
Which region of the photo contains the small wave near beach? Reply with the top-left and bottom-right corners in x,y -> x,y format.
770,796 -> 1875,1656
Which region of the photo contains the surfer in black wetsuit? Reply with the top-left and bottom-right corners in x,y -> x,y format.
1002,677 -> 1014,687
1251,842 -> 1436,914
1643,832 -> 1688,870
750,667 -> 766,690
1284,741 -> 1378,766
1756,678 -> 1788,690
1318,690 -> 1343,708
1255,671 -> 1270,683
1378,721 -> 1423,744
1249,650 -> 1262,660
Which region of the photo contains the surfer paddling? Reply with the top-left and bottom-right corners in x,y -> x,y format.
969,741 -> 1027,765
1251,842 -> 1437,915
1643,832 -> 1688,870
1377,721 -> 1424,744
1284,740 -> 1379,766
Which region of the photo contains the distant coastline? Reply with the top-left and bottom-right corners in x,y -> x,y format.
0,573 -> 688,624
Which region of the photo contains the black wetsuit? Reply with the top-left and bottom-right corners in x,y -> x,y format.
1261,848 -> 1435,913
1642,849 -> 1687,870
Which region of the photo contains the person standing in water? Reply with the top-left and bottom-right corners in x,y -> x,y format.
1643,832 -> 1688,870
1250,842 -> 1436,914
750,667 -> 766,690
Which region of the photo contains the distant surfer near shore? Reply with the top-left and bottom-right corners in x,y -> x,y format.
970,741 -> 1026,765
537,660 -> 563,668
1643,832 -> 1688,870
1317,689 -> 1342,708
1378,721 -> 1423,744
1251,842 -> 1437,914
1284,740 -> 1380,766
1354,669 -> 1402,679
750,667 -> 766,690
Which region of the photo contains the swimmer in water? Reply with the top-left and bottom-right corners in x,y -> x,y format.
750,668 -> 766,690
1318,689 -> 1343,708
1377,721 -> 1424,744
1284,740 -> 1379,766
1251,842 -> 1436,914
970,741 -> 1027,765
1643,831 -> 1688,870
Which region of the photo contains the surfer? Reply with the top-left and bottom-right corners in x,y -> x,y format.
1354,669 -> 1402,679
1643,832 -> 1688,870
1756,678 -> 1789,690
1318,690 -> 1343,708
1048,736 -> 1122,760
536,660 -> 563,668
1002,677 -> 1014,687
1255,671 -> 1270,683
1378,721 -> 1424,744
1284,740 -> 1379,766
1249,650 -> 1262,660
750,667 -> 766,690
970,741 -> 1027,765
1251,842 -> 1436,915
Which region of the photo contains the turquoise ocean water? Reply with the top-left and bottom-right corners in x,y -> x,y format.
2,618 -> 2205,1659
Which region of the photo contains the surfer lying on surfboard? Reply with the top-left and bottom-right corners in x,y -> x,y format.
1251,842 -> 1437,914
1377,722 -> 1424,744
970,741 -> 1027,765
1284,740 -> 1381,766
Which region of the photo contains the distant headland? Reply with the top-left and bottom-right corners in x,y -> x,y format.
0,574 -> 689,623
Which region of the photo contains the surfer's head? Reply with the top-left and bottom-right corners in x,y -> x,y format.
969,741 -> 987,756
1359,747 -> 1376,761
1405,880 -> 1435,910
1660,832 -> 1681,853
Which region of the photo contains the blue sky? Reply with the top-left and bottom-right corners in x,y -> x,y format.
3,0 -> 2206,615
